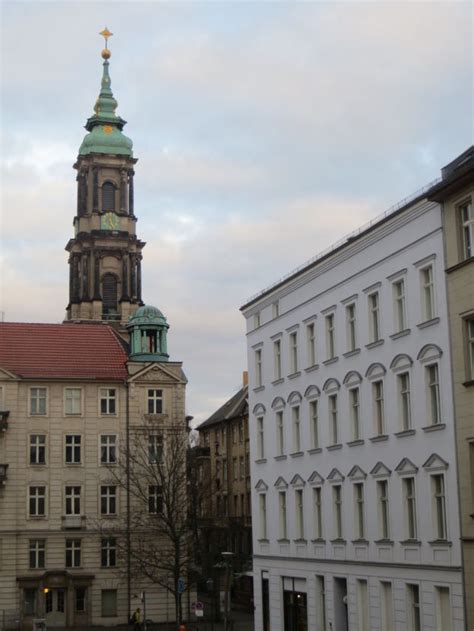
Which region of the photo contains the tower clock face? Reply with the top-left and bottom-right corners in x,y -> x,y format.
101,212 -> 120,231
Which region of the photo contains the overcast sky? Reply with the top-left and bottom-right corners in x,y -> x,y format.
1,1 -> 472,425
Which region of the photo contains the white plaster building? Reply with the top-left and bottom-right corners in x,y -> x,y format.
241,168 -> 466,630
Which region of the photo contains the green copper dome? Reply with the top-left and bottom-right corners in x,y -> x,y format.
128,305 -> 168,327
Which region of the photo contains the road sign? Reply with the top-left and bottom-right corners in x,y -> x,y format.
196,609 -> 204,618
195,601 -> 204,610
177,578 -> 185,594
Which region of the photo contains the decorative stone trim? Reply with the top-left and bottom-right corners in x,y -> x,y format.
323,357 -> 339,366
343,349 -> 361,358
390,329 -> 411,340
365,339 -> 384,350
369,435 -> 389,443
326,444 -> 343,451
416,317 -> 440,329
395,429 -> 416,438
422,423 -> 446,433
347,439 -> 364,447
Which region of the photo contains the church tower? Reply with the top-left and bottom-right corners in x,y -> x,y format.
66,29 -> 144,324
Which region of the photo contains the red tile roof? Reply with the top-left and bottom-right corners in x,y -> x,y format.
0,323 -> 128,380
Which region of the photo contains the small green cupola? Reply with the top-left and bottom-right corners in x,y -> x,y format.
127,305 -> 170,362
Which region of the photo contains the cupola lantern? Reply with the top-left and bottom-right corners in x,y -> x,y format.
126,305 -> 170,362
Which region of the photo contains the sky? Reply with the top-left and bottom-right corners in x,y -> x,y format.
0,0 -> 472,426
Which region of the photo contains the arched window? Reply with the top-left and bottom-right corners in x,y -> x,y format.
102,182 -> 116,212
102,273 -> 118,319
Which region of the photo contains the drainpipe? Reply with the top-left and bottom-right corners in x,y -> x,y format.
126,380 -> 131,620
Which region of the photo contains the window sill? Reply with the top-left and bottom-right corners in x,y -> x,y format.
307,447 -> 322,454
346,439 -> 364,447
395,429 -> 416,438
343,348 -> 361,358
29,463 -> 47,467
274,454 -> 287,461
323,357 -> 339,366
287,371 -> 301,380
400,539 -> 422,546
390,329 -> 411,340
253,386 -> 265,393
422,423 -> 446,433
290,451 -> 304,458
304,364 -> 320,374
271,378 -> 284,386
351,539 -> 369,545
428,539 -> 452,547
369,434 -> 389,443
375,539 -> 394,546
254,458 -> 267,464
365,339 -> 384,350
326,443 -> 343,451
417,317 -> 440,330
463,380 -> 474,388
330,538 -> 346,545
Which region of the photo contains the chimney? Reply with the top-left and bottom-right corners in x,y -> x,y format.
242,371 -> 248,387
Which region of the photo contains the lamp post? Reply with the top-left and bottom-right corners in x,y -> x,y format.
222,551 -> 234,631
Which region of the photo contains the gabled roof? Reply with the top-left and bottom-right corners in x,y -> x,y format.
0,322 -> 128,381
198,385 -> 248,429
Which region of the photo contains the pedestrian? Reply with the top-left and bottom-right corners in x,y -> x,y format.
132,607 -> 142,630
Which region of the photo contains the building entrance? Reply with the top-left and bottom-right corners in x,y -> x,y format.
45,589 -> 66,627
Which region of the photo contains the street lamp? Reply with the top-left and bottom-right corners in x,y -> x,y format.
222,551 -> 234,631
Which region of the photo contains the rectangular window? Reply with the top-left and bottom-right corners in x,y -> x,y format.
239,421 -> 244,443
315,576 -> 326,631
29,486 -> 46,517
30,434 -> 46,465
222,458 -> 227,482
30,387 -> 47,415
346,303 -> 357,352
295,489 -> 304,539
407,584 -> 421,631
257,417 -> 264,459
65,435 -> 82,464
432,474 -> 447,540
354,483 -> 365,539
289,331 -> 298,373
148,485 -> 163,514
254,311 -> 261,328
147,389 -> 163,414
29,539 -> 45,569
325,314 -> 335,359
100,388 -> 116,415
24,589 -> 37,616
65,485 -> 81,515
393,279 -> 407,332
349,387 -> 360,440
398,372 -> 411,430
65,388 -> 82,415
273,339 -> 282,380
292,406 -> 301,453
75,587 -> 87,612
276,411 -> 284,456
259,494 -> 267,539
377,480 -> 390,539
421,265 -> 435,321
100,485 -> 117,516
101,537 -> 117,567
255,349 -> 263,387
278,491 -> 287,539
368,291 -> 381,342
467,318 -> 474,380
380,582 -> 394,631
306,322 -> 316,366
100,435 -> 117,465
239,456 -> 245,479
101,589 -> 117,617
65,539 -> 81,568
233,457 -> 238,480
313,487 -> 323,539
272,301 -> 280,318
435,586 -> 452,631
427,364 -> 441,425
403,477 -> 417,539
309,400 -> 319,449
373,381 -> 385,435
148,434 -> 164,464
356,579 -> 369,631
460,200 -> 473,259
328,394 -> 338,445
333,485 -> 342,539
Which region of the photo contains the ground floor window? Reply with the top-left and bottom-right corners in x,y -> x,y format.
262,577 -> 270,631
24,589 -> 36,615
102,589 -> 117,617
283,590 -> 307,631
75,587 -> 87,612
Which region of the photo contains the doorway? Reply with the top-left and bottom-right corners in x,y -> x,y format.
45,589 -> 66,627
333,577 -> 348,631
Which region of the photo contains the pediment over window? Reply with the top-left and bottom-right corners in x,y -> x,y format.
304,385 -> 320,400
308,470 -> 324,485
370,461 -> 392,478
323,378 -> 340,393
422,453 -> 449,471
290,474 -> 306,488
390,353 -> 413,372
365,362 -> 386,380
253,403 -> 266,417
395,457 -> 418,475
274,476 -> 288,490
327,467 -> 344,483
347,465 -> 367,480
255,479 -> 268,492
417,344 -> 443,363
271,396 -> 286,410
287,391 -> 302,405
343,371 -> 363,387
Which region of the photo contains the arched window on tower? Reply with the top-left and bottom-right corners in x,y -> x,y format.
102,182 -> 116,212
102,273 -> 118,320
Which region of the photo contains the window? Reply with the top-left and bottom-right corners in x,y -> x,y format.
292,406 -> 301,452
278,491 -> 287,539
102,181 -> 116,211
233,458 -> 238,480
435,586 -> 452,631
255,349 -> 263,387
398,372 -> 411,430
29,539 -> 45,569
29,486 -> 46,517
368,292 -> 381,342
460,199 -> 473,259
346,303 -> 357,351
65,435 -> 82,464
403,477 -> 417,539
393,279 -> 407,332
467,318 -> 474,380
65,486 -> 81,515
289,331 -> 298,373
273,339 -> 282,380
315,576 -> 327,631
65,539 -> 81,568
240,456 -> 245,479
257,417 -> 264,459
30,387 -> 47,415
349,388 -> 360,440
101,537 -> 117,567
147,389 -> 163,414
254,311 -> 261,328
356,579 -> 369,631
101,589 -> 117,617
100,388 -> 116,415
377,480 -> 390,539
432,474 -> 447,540
239,421 -> 244,443
309,400 -> 319,449
325,314 -> 335,359
421,265 -> 435,321
427,364 -> 441,425
30,435 -> 46,465
272,301 -> 280,318
373,381 -> 385,435
306,323 -> 316,366
65,388 -> 82,415
222,458 -> 228,482
313,487 -> 323,539
295,489 -> 304,539
24,589 -> 37,616
75,587 -> 87,613
148,485 -> 163,514
100,485 -> 117,515
100,435 -> 117,465
407,584 -> 421,631
333,485 -> 342,538
276,411 -> 284,456
148,434 -> 163,464
259,494 -> 267,539
380,582 -> 394,631
328,394 -> 338,445
354,483 -> 365,539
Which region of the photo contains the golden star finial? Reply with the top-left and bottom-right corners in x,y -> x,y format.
100,27 -> 113,59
